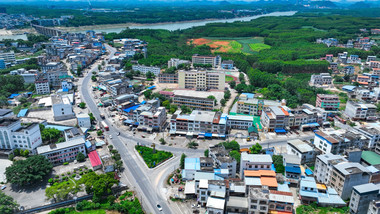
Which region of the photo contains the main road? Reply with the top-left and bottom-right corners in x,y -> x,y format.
80,44 -> 314,214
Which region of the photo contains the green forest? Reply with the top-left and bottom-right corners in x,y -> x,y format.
105,12 -> 380,107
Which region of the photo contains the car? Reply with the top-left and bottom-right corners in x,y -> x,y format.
109,135 -> 113,139
117,132 -> 120,136
156,204 -> 162,211
1,185 -> 6,190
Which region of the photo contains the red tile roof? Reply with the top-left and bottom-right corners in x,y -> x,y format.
88,151 -> 102,167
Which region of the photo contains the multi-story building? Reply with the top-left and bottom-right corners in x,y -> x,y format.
357,125 -> 380,150
167,58 -> 190,68
125,100 -> 166,132
370,61 -> 380,69
329,162 -> 371,200
158,73 -> 178,83
314,153 -> 347,184
35,78 -> 50,94
316,94 -> 340,111
169,110 -> 227,138
368,200 -> 380,214
261,106 -> 290,133
0,118 -> 42,154
343,66 -> 355,75
226,115 -> 253,130
131,64 -> 161,76
192,55 -> 221,68
349,183 -> 380,214
236,94 -> 282,116
287,139 -> 316,164
76,112 -> 91,129
314,130 -> 366,154
0,109 -> 14,119
248,187 -> 270,213
310,73 -> 333,86
37,138 -> 86,165
51,95 -> 75,121
240,153 -> 273,177
221,60 -> 234,69
226,196 -> 248,214
0,51 -> 15,63
209,145 -> 237,178
345,101 -> 377,121
269,190 -> 294,213
282,154 -> 302,183
178,70 -> 225,91
40,62 -> 69,87
0,58 -> 5,69
172,95 -> 215,111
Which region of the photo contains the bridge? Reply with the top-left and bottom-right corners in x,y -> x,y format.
31,24 -> 64,37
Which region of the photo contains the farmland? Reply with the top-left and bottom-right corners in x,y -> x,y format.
249,43 -> 271,52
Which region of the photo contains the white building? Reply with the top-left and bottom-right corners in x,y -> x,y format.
52,95 -> 75,121
0,51 -> 16,63
168,58 -> 190,68
240,153 -> 273,177
77,112 -> 91,129
227,115 -> 254,130
192,55 -> 222,68
37,138 -> 86,165
344,101 -> 377,121
314,153 -> 347,184
310,73 -> 332,86
0,109 -> 14,119
178,69 -> 225,91
61,81 -> 73,90
0,118 -> 42,154
132,64 -> 161,76
287,139 -> 316,164
35,78 -> 50,95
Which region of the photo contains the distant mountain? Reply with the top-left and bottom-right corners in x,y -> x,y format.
349,1 -> 372,8
309,1 -> 338,8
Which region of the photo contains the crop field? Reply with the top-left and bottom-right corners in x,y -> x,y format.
189,37 -> 267,54
249,43 -> 271,52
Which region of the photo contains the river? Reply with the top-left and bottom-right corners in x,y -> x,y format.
0,11 -> 296,40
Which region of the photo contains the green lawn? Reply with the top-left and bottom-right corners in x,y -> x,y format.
249,43 -> 271,52
203,37 -> 265,55
225,76 -> 234,82
135,145 -> 173,168
16,50 -> 45,60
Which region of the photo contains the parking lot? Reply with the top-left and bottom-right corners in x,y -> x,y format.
0,158 -> 12,183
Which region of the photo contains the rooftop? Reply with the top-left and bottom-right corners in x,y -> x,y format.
334,162 -> 369,176
37,138 -> 85,154
362,151 -> 380,165
0,109 -> 12,116
226,196 -> 248,209
206,197 -> 225,210
241,153 -> 273,163
353,183 -> 380,194
317,153 -> 347,165
287,139 -> 313,153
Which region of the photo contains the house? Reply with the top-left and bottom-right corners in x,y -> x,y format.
344,101 -> 377,121
221,60 -> 234,69
37,138 -> 86,165
226,196 -> 248,214
269,190 -> 295,213
316,94 -> 340,111
343,66 -> 355,75
313,130 -> 366,155
314,153 -> 347,184
206,197 -> 225,214
244,170 -> 278,190
209,145 -> 237,178
248,187 -> 270,213
349,183 -> 380,214
35,78 -> 50,94
240,153 -> 273,177
51,95 -> 75,121
310,73 -> 333,86
182,158 -> 201,181
282,154 -> 302,183
77,112 -> 91,129
88,150 -> 102,170
287,139 -> 316,164
0,109 -> 14,119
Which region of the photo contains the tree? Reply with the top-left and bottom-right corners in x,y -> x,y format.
250,143 -> 262,154
97,130 -> 103,136
40,125 -> 62,144
180,153 -> 187,169
76,152 -> 86,162
235,83 -> 247,93
239,72 -> 245,82
220,98 -> 226,107
19,97 -> 28,104
80,172 -> 119,198
159,138 -> 166,145
229,80 -> 236,89
187,141 -> 199,149
207,95 -> 216,100
221,140 -> 240,151
0,191 -> 19,214
91,75 -> 97,82
204,149 -> 209,157
272,155 -> 284,173
5,155 -> 53,186
162,100 -> 170,109
143,90 -> 152,99
76,66 -> 82,76
88,113 -> 96,123
224,90 -> 231,100
79,102 -> 86,109
22,149 -> 29,157
45,180 -> 81,202
229,150 -> 241,163
146,71 -> 155,79
98,65 -> 102,70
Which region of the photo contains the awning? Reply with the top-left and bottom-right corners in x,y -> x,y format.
307,122 -> 320,127
218,134 -> 226,138
198,132 -> 205,136
124,119 -> 134,124
205,133 -> 212,138
275,128 -> 287,133
187,132 -> 194,136
305,169 -> 313,176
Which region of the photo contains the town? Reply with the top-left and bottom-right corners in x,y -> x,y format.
0,3 -> 379,214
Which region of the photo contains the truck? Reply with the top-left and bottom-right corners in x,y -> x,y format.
100,114 -> 105,119
101,121 -> 109,131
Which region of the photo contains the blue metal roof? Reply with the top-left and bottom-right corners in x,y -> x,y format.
307,122 -> 320,127
185,158 -> 200,170
45,125 -> 73,131
85,141 -> 92,148
147,86 -> 156,90
205,133 -> 212,137
242,93 -> 254,99
342,85 -> 356,92
285,166 -> 301,174
17,109 -> 28,117
275,128 -> 287,133
141,100 -> 146,104
123,104 -> 140,113
8,94 -> 19,99
305,169 -> 313,175
62,88 -> 69,92
124,119 -> 134,124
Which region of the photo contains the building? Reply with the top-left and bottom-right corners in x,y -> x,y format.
172,95 -> 215,111
0,118 -> 42,154
372,29 -> 380,35
349,183 -> 380,214
0,58 -> 5,69
226,115 -> 253,130
343,66 -> 355,75
178,70 -> 225,91
313,130 -> 366,155
61,80 -> 73,90
168,58 -> 190,68
244,170 -> 278,190
226,196 -> 248,214
287,139 -> 316,164
182,158 -> 201,181
77,112 -> 91,129
0,109 -> 14,119
261,106 -> 290,133
329,162 -> 371,200
314,153 -> 347,184
316,94 -> 340,111
125,102 -> 167,132
192,55 -> 221,68
221,60 -> 234,69
132,64 -> 160,76
236,94 -> 282,116
209,145 -> 237,178
88,150 -> 102,170
35,78 -> 50,94
248,187 -> 270,213
0,51 -> 15,63
368,200 -> 380,214
345,101 -> 377,121
282,154 -> 302,183
240,153 -> 273,177
269,190 -> 295,213
158,73 -> 178,83
51,95 -> 75,121
310,73 -> 333,86
169,110 -> 227,138
37,138 -> 86,165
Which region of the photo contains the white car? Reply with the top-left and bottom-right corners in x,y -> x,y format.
156,204 -> 162,211
1,185 -> 6,190
109,135 -> 113,139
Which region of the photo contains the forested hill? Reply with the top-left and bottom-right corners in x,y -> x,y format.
105,12 -> 380,108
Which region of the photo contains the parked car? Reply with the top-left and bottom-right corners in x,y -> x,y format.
1,185 -> 7,190
156,204 -> 162,211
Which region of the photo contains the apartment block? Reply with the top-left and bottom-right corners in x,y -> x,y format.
226,115 -> 254,130
51,94 -> 75,121
368,200 -> 380,214
287,139 -> 316,164
310,73 -> 333,86
248,187 -> 270,213
132,64 -> 161,76
282,154 -> 302,183
236,93 -> 282,116
192,54 -> 221,67
0,51 -> 15,63
158,73 -> 178,83
0,118 -> 42,154
178,70 -> 225,91
316,94 -> 340,111
168,58 -> 190,68
37,138 -> 86,165
345,101 -> 377,121
314,153 -> 347,184
314,130 -> 366,154
261,106 -> 290,133
329,162 -> 371,200
350,183 -> 380,214
209,145 -> 237,178
35,78 -> 50,94
240,153 -> 273,177
172,95 -> 215,111
125,100 -> 166,132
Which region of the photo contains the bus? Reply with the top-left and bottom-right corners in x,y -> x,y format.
101,121 -> 109,131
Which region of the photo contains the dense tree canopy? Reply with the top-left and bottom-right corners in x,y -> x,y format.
80,172 -> 119,198
0,192 -> 19,214
5,155 -> 53,186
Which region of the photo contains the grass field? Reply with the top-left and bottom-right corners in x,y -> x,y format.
225,76 -> 234,82
249,43 -> 271,52
191,37 -> 266,55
